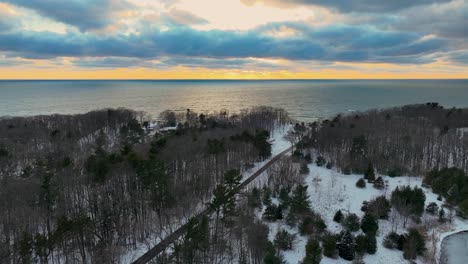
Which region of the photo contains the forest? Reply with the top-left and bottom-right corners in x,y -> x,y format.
0,106 -> 290,263
306,103 -> 468,176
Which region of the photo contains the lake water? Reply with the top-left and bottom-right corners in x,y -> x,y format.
0,80 -> 467,121
441,232 -> 468,264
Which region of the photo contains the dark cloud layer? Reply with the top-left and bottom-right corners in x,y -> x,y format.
0,23 -> 448,65
3,0 -> 132,31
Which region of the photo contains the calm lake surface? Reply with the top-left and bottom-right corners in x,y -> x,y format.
1,80 -> 467,121
441,232 -> 468,264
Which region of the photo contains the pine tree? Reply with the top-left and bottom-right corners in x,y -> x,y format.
361,213 -> 378,235
290,185 -> 311,215
337,231 -> 355,261
333,210 -> 343,223
439,208 -> 446,223
263,204 -> 282,221
366,234 -> 377,254
354,234 -> 368,256
223,169 -> 241,191
364,163 -> 375,182
321,233 -> 338,258
279,186 -> 291,207
263,241 -> 286,264
343,213 -> 360,232
263,187 -> 273,206
301,239 -> 322,264
274,229 -> 295,251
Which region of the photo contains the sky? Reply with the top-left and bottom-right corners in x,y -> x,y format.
0,0 -> 467,79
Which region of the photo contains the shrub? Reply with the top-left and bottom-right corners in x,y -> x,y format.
373,177 -> 385,190
387,168 -> 404,177
367,196 -> 391,219
403,228 -> 426,260
300,162 -> 310,175
425,202 -> 439,215
383,232 -> 400,249
316,156 -> 326,167
356,178 -> 366,188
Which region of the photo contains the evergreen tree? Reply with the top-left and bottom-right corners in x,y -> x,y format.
391,186 -> 426,226
299,214 -> 327,235
223,169 -> 241,191
366,234 -> 377,254
248,187 -> 262,208
439,208 -> 446,223
274,229 -> 295,251
343,213 -> 360,232
364,163 -> 375,182
301,239 -> 322,264
354,234 -> 368,256
361,213 -> 378,236
337,231 -> 355,261
263,187 -> 273,206
321,233 -> 338,258
290,185 -> 311,215
263,204 -> 283,221
263,241 -> 286,264
333,210 -> 343,223
279,186 -> 291,207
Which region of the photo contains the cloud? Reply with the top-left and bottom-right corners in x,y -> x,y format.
3,0 -> 133,31
241,0 -> 453,13
0,22 -> 450,65
448,51 -> 468,65
71,56 -> 288,70
393,0 -> 468,39
163,8 -> 208,25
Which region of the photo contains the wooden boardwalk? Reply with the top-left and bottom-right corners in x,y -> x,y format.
132,146 -> 292,264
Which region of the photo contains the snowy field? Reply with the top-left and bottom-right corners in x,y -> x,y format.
255,162 -> 468,264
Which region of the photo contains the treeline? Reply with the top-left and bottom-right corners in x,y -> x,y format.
306,103 -> 468,175
0,106 -> 289,263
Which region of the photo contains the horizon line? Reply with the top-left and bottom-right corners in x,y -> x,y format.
0,78 -> 467,81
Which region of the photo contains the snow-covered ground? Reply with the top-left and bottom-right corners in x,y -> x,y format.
256,162 -> 468,264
